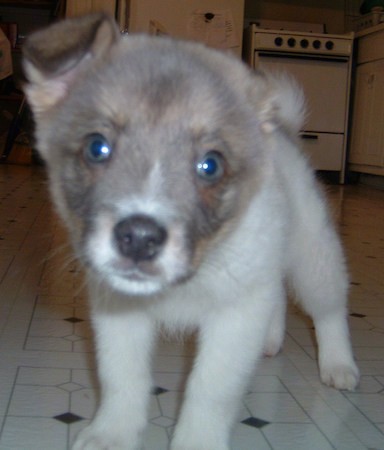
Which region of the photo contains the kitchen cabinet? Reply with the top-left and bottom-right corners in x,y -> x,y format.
349,24 -> 384,176
0,1 -> 53,7
65,0 -> 116,17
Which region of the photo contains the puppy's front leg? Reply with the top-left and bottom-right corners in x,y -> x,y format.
73,299 -> 155,450
171,298 -> 277,450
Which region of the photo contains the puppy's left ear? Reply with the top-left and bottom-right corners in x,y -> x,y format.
252,72 -> 306,136
23,13 -> 119,115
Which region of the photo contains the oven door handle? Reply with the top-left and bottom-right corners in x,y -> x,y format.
300,133 -> 319,140
256,51 -> 349,63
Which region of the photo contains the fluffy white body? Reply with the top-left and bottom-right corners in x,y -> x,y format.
22,13 -> 359,450
76,136 -> 357,450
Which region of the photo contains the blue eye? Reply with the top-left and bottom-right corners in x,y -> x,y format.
85,134 -> 112,163
196,151 -> 224,181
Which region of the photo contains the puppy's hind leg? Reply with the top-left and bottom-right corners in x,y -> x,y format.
289,217 -> 359,391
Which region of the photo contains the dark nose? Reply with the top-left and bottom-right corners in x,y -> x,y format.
114,215 -> 167,262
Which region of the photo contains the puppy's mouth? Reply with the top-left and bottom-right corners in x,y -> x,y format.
111,258 -> 163,278
104,267 -> 166,296
115,269 -> 152,281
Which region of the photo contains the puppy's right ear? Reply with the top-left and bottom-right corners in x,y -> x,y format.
23,13 -> 119,115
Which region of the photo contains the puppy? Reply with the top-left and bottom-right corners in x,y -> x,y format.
22,13 -> 359,450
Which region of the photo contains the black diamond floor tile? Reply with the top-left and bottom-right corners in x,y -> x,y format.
152,386 -> 169,396
54,412 -> 84,424
241,416 -> 270,429
64,317 -> 84,323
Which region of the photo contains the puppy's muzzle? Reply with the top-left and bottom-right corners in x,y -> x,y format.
114,214 -> 167,262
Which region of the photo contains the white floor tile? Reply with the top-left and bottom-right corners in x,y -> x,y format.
0,417 -> 68,450
0,165 -> 383,449
8,385 -> 69,417
262,423 -> 335,450
245,392 -> 312,423
143,423 -> 170,450
70,388 -> 98,420
232,424 -> 272,450
16,367 -> 71,386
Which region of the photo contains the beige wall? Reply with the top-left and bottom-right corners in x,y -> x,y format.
244,0 -> 348,33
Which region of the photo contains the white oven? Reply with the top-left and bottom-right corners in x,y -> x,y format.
244,25 -> 354,183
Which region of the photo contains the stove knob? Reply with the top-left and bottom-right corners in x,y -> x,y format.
287,37 -> 296,47
300,39 -> 309,48
274,37 -> 283,47
313,39 -> 321,49
325,40 -> 334,50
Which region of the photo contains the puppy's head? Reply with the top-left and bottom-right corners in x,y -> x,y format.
23,13 -> 304,296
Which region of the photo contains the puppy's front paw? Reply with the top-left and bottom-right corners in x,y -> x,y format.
72,424 -> 140,450
263,339 -> 283,357
320,362 -> 360,391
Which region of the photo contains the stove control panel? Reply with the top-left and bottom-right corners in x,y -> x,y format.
253,29 -> 353,56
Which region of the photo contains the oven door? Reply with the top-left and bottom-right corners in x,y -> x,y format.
299,132 -> 344,171
254,51 -> 350,133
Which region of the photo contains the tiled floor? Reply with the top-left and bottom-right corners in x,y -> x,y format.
0,163 -> 383,450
